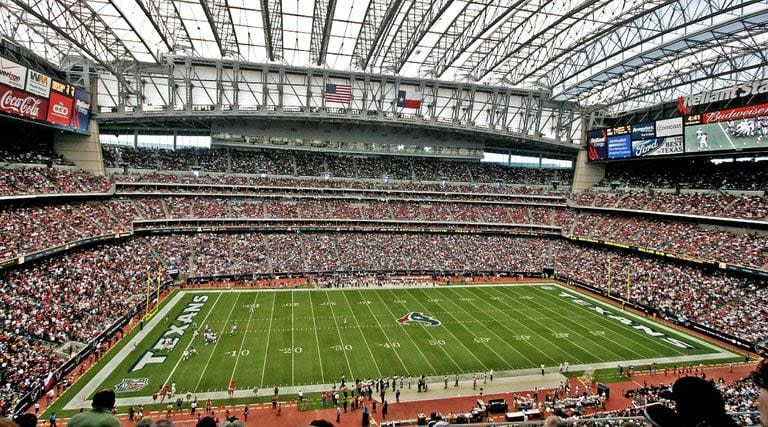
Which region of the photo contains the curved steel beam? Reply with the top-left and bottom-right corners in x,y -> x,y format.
310,0 -> 337,65
502,0 -> 675,86
552,4 -> 768,100
546,0 -> 765,98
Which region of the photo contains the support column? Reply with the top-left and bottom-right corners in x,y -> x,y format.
572,148 -> 605,192
53,119 -> 105,176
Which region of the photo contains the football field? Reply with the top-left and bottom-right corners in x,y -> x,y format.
63,283 -> 735,409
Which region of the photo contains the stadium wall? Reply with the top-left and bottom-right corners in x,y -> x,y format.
54,118 -> 105,175
571,148 -> 605,192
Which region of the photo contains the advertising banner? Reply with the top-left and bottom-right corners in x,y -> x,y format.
701,101 -> 768,124
0,84 -> 48,121
587,129 -> 608,161
631,122 -> 655,140
632,136 -> 684,157
684,103 -> 768,153
51,80 -> 76,97
25,69 -> 51,98
655,117 -> 683,137
46,91 -> 73,126
0,57 -> 26,89
70,88 -> 91,132
607,134 -> 632,159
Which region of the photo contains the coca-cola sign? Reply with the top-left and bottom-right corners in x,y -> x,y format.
0,84 -> 48,121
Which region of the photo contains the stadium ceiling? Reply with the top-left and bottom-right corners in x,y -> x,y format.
1,0 -> 767,114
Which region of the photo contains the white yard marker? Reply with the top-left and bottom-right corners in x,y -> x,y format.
307,291 -> 326,383
194,293 -> 242,392
229,292 -> 260,385
259,293 -> 277,387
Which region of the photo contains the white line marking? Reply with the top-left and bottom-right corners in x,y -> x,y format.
307,291 -> 326,383
162,292 -> 224,391
259,293 -> 277,387
323,290 -> 356,380
338,288 -> 383,377
230,292 -> 260,384
194,293 -> 242,391
719,122 -> 736,149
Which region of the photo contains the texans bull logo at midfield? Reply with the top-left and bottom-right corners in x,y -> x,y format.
397,312 -> 441,326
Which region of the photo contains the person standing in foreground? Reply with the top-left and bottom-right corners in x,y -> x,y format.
67,389 -> 121,427
751,359 -> 768,427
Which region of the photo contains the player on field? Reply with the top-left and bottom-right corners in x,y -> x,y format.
229,321 -> 238,336
757,117 -> 768,141
697,130 -> 709,149
228,379 -> 236,397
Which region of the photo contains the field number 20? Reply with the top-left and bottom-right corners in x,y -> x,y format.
280,347 -> 303,354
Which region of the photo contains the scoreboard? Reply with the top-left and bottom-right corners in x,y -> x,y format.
587,117 -> 684,160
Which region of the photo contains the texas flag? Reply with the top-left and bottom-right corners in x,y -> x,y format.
396,90 -> 421,109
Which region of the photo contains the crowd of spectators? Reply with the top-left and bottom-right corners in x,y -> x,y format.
570,191 -> 768,221
552,241 -> 762,337
0,168 -> 112,197
1,192 -> 764,271
599,159 -> 768,191
0,240 -> 166,412
570,212 -> 768,269
101,145 -> 572,185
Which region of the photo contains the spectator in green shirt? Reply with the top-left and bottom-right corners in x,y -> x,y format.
67,389 -> 120,427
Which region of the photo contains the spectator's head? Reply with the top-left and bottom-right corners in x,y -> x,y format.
750,359 -> 768,427
11,414 -> 35,427
543,415 -> 567,427
196,417 -> 217,427
645,376 -> 738,427
92,389 -> 116,410
155,418 -> 175,427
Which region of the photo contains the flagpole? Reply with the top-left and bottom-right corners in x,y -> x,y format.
625,266 -> 631,303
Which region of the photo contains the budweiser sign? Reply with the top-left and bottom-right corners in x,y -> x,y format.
0,84 -> 48,120
677,80 -> 768,114
702,102 -> 768,124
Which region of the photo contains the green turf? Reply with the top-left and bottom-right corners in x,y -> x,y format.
77,283 -> 730,406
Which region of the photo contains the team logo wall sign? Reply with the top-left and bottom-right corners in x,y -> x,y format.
397,312 -> 441,326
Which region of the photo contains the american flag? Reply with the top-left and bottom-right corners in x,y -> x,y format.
325,83 -> 352,103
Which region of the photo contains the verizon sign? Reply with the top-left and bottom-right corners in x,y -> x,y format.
677,80 -> 768,114
0,84 -> 48,121
0,57 -> 27,90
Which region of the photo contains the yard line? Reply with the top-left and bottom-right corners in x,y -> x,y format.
229,292 -> 260,384
307,290 -> 326,383
532,285 -> 689,356
441,287 -> 539,367
353,290 -> 410,376
322,290 -> 356,380
194,293 -> 243,392
162,292 -> 224,390
337,289 -> 383,378
259,293 -> 278,387
479,285 -> 628,361
718,122 -> 736,149
468,286 -> 589,364
410,287 -> 513,370
402,288 -> 489,371
367,289 -> 440,374
291,291 -> 295,385
486,286 -> 648,360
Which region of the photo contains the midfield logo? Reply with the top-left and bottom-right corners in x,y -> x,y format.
397,312 -> 441,326
115,378 -> 149,393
